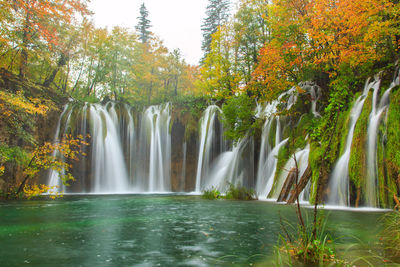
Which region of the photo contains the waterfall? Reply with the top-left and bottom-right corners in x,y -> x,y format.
125,106 -> 136,183
327,79 -> 377,206
271,144 -> 310,200
48,102 -> 173,194
255,101 -> 289,197
136,103 -> 172,192
48,104 -> 71,191
203,137 -> 254,191
299,81 -> 321,117
89,104 -> 129,193
365,70 -> 400,207
195,105 -> 224,192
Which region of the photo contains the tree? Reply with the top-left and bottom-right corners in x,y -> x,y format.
201,0 -> 231,61
135,3 -> 152,44
200,24 -> 240,99
3,0 -> 89,78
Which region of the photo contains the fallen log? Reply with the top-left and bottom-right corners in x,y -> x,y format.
277,168 -> 297,202
287,165 -> 312,204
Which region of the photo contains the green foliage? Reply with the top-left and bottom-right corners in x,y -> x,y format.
202,184 -> 257,200
225,183 -> 257,200
381,211 -> 400,260
202,187 -> 221,200
386,88 -> 400,198
0,144 -> 29,168
221,94 -> 255,141
276,211 -> 338,265
348,92 -> 371,202
308,78 -> 354,202
201,0 -> 231,59
135,3 -> 152,44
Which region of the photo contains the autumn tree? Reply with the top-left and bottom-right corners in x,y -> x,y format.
2,0 -> 89,78
200,24 -> 240,99
201,0 -> 231,61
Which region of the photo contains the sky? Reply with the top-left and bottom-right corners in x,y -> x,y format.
88,0 -> 210,65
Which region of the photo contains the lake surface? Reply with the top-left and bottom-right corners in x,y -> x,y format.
0,195 -> 387,266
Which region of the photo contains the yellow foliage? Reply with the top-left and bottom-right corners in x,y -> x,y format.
23,184 -> 63,200
0,90 -> 51,116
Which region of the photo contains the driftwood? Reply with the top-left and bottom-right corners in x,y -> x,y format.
277,168 -> 297,202
287,165 -> 312,204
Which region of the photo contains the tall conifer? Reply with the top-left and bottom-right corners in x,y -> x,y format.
201,0 -> 230,62
135,3 -> 152,44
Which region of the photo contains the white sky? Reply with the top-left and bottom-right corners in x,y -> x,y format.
88,0 -> 210,65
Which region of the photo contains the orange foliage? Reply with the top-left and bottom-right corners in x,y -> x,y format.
307,0 -> 396,69
12,0 -> 89,49
250,0 -> 400,99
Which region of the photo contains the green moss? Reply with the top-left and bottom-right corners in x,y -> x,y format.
386,87 -> 400,201
348,92 -> 372,201
225,183 -> 257,200
170,96 -> 208,141
268,118 -> 277,148
308,89 -> 353,204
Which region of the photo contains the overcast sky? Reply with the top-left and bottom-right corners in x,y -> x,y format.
88,0 -> 211,65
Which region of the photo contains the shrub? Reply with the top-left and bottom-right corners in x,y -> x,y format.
381,210 -> 400,260
225,183 -> 257,201
202,187 -> 221,200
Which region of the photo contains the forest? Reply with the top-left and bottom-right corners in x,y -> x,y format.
0,0 -> 400,265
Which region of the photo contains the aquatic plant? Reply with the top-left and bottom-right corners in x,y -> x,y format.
202,187 -> 221,200
225,183 -> 257,201
381,197 -> 400,261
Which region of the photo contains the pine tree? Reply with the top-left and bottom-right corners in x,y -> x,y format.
135,3 -> 152,44
201,0 -> 230,62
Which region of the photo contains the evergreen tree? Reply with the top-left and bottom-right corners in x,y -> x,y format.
135,3 -> 152,44
201,0 -> 230,62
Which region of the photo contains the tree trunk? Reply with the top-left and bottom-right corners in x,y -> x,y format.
287,165 -> 312,204
43,53 -> 68,87
277,168 -> 297,202
19,5 -> 30,78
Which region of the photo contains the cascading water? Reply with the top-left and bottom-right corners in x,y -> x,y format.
300,81 -> 321,117
195,105 -> 224,192
48,102 -> 172,193
144,103 -> 171,192
271,144 -> 310,200
327,78 -> 377,206
204,137 -> 254,191
365,70 -> 400,207
45,68 -> 398,207
90,104 -> 129,193
255,101 -> 289,197
48,104 -> 71,191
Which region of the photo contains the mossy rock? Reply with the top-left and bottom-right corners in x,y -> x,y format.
348,92 -> 372,205
385,87 -> 400,202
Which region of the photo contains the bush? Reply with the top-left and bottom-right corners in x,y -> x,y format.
275,211 -> 338,265
381,210 -> 400,260
221,94 -> 255,142
225,183 -> 257,201
202,187 -> 221,200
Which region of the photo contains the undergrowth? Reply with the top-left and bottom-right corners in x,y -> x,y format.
202,183 -> 257,200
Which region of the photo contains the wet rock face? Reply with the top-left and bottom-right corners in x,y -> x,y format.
170,118 -> 197,192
